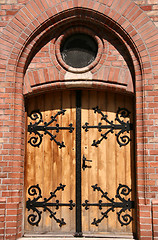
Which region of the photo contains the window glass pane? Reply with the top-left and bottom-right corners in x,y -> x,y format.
60,34 -> 98,68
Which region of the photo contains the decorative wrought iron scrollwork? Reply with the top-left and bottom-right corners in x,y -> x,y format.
28,109 -> 74,148
82,106 -> 133,147
26,184 -> 75,227
82,184 -> 134,227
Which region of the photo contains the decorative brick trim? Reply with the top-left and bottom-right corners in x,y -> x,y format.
55,26 -> 103,74
0,198 -> 6,239
22,11 -> 139,95
152,199 -> 158,239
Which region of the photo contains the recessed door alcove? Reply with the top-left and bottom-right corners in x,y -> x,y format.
24,90 -> 135,238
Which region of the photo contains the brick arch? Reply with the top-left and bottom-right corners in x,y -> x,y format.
22,12 -> 138,95
1,0 -> 155,78
1,0 -> 155,93
1,0 -> 158,239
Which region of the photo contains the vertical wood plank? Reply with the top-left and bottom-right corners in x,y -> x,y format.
59,90 -> 76,233
25,96 -> 37,233
97,91 -> 108,232
43,92 -> 52,232
88,91 -> 98,233
69,90 -> 76,232
115,93 -> 126,232
52,91 -> 62,233
34,94 -> 45,232
81,90 -> 89,232
106,92 -> 117,232
61,90 -> 71,232
125,94 -> 135,234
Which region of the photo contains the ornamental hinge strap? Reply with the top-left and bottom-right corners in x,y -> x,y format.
27,109 -> 74,148
82,106 -> 133,147
26,184 -> 75,227
82,184 -> 134,227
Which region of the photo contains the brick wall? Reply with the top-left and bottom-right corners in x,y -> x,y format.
0,0 -> 158,32
135,0 -> 158,27
0,0 -> 158,239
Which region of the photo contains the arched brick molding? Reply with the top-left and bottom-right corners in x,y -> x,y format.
0,0 -> 158,239
23,14 -> 137,95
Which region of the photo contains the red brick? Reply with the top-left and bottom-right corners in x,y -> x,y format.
0,0 -> 157,239
140,5 -> 152,11
0,229 -> 4,234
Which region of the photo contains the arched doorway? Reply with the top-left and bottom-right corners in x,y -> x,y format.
24,90 -> 135,238
1,0 -> 158,238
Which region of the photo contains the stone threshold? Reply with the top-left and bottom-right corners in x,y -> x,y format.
18,236 -> 135,240
19,233 -> 135,240
18,237 -> 134,240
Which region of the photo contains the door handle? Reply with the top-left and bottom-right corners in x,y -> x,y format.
82,155 -> 92,170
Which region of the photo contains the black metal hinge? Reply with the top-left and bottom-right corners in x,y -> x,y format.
82,106 -> 133,147
26,184 -> 75,227
82,184 -> 134,227
27,109 -> 74,148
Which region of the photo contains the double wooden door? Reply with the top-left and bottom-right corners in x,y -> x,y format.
25,90 -> 135,237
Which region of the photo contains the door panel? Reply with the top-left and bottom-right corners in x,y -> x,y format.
25,90 -> 135,237
81,90 -> 135,235
25,91 -> 76,234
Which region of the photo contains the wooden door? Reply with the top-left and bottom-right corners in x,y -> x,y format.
25,91 -> 76,235
81,90 -> 135,237
25,90 -> 135,237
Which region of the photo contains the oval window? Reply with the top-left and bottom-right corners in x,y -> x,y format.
60,34 -> 98,68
